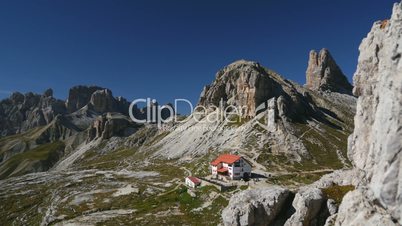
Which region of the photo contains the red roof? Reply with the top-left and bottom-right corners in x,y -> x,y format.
187,176 -> 201,184
217,167 -> 228,173
210,154 -> 241,166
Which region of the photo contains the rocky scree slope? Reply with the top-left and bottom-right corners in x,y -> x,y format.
156,58 -> 355,172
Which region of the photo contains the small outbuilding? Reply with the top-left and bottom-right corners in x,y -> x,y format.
185,176 -> 201,188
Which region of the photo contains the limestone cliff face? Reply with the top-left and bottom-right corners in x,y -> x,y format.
88,113 -> 137,140
89,89 -> 117,113
0,85 -> 135,137
336,2 -> 402,225
65,86 -> 103,113
199,60 -> 282,117
66,86 -> 133,115
0,89 -> 66,136
198,60 -> 316,120
306,49 -> 353,94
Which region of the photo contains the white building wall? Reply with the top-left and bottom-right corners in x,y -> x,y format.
210,157 -> 252,180
185,178 -> 196,188
231,158 -> 252,179
211,165 -> 218,176
243,161 -> 252,175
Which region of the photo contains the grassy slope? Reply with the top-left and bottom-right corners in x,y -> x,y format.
322,185 -> 355,204
0,127 -> 45,155
0,141 -> 65,179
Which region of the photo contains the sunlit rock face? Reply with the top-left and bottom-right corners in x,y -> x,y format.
198,60 -> 282,117
198,60 -> 316,120
336,2 -> 402,225
306,48 -> 353,94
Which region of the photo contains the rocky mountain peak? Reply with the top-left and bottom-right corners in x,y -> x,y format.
197,58 -> 356,127
65,85 -> 104,113
89,88 -> 117,113
198,60 -> 290,117
9,92 -> 24,104
65,86 -> 133,115
306,48 -> 353,94
0,90 -> 66,136
0,85 -> 134,137
43,88 -> 53,97
219,60 -> 263,74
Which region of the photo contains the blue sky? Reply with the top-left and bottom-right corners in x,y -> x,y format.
0,0 -> 397,109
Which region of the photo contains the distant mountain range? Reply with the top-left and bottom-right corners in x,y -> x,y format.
0,47 -> 355,179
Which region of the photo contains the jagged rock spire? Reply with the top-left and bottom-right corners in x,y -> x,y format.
305,48 -> 353,94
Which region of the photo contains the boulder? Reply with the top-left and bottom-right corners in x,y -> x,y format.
326,199 -> 337,216
335,189 -> 395,226
221,186 -> 290,226
284,187 -> 324,226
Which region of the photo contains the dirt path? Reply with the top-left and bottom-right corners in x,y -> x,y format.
181,166 -> 192,177
275,168 -> 334,176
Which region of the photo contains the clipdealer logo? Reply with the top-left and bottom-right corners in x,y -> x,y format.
128,98 -> 270,131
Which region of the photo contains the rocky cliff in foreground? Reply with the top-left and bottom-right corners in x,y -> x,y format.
336,2 -> 402,225
222,2 -> 402,226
